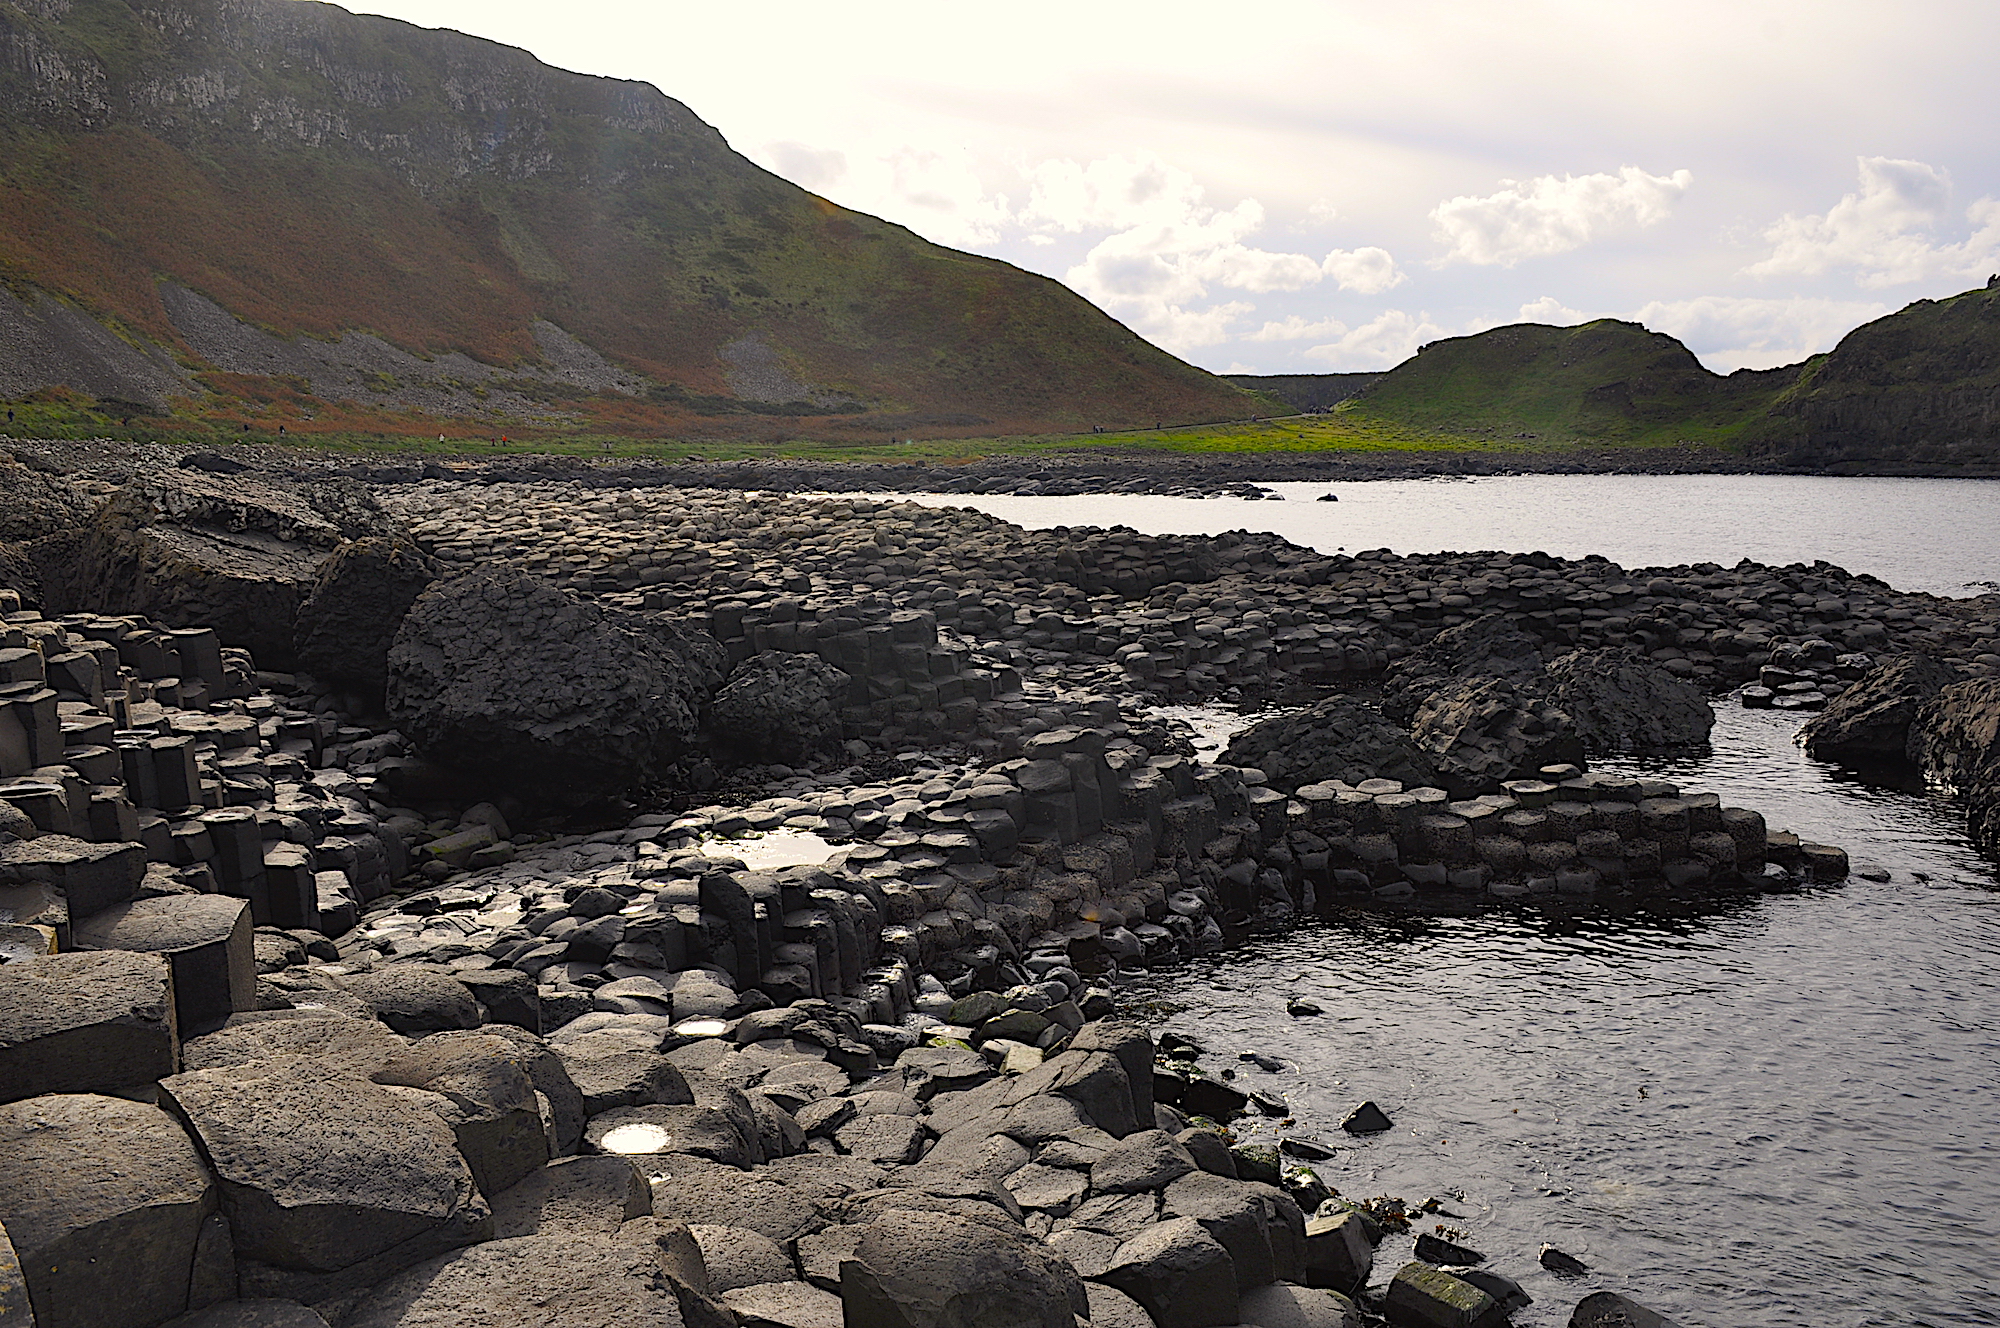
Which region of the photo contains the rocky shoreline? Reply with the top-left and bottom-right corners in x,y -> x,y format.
2,442 -> 1997,1328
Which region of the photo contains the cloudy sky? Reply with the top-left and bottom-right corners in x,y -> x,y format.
355,0 -> 2000,376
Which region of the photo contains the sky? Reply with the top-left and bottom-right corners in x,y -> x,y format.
350,0 -> 2000,376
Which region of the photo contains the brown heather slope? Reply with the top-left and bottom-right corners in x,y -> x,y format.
0,0 -> 1261,438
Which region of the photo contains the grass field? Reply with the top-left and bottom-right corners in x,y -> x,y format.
0,392 -> 1745,466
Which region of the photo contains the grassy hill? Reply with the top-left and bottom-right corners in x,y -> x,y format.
0,0 -> 1265,441
1752,282 -> 2000,467
1337,319 -> 1802,449
1222,292 -> 1998,472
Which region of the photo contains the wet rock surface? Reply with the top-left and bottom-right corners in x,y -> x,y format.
0,442 -> 1992,1328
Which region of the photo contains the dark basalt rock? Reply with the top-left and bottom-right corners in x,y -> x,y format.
386,567 -> 723,805
1222,696 -> 1437,794
1800,652 -> 1961,763
1906,677 -> 2000,852
707,649 -> 852,764
294,536 -> 440,698
1409,674 -> 1584,795
1569,1289 -> 1683,1328
1380,612 -> 1547,726
1543,647 -> 1714,752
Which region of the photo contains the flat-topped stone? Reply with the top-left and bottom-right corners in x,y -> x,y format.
0,949 -> 177,1103
74,892 -> 254,1034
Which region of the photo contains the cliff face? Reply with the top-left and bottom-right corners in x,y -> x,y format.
1752,285 -> 2000,469
0,0 -> 1255,434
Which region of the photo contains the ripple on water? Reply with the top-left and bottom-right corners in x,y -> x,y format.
1129,705 -> 2000,1328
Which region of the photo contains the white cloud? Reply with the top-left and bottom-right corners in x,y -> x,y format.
1039,156 -> 1339,351
1303,309 -> 1449,370
1630,295 -> 1892,371
1516,295 -> 1592,325
1017,156 -> 1203,233
1307,199 -> 1342,224
1245,315 -> 1349,342
1746,156 -> 2000,287
1321,246 -> 1404,293
765,144 -> 1011,248
763,141 -> 847,192
1430,166 -> 1693,266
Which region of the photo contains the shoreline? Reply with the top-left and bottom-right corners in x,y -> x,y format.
9,435 -> 2000,497
1,442 -> 1995,1327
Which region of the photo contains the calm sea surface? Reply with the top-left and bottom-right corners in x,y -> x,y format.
865,476 -> 2000,1326
886,473 -> 2000,598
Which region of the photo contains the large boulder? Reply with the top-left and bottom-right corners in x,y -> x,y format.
293,536 -> 439,697
180,1011 -> 408,1077
1381,613 -> 1547,726
158,1056 -> 489,1311
1800,653 -> 1961,763
1221,696 -> 1436,793
0,1093 -> 217,1328
550,1027 -> 694,1116
707,650 -> 852,764
386,567 -> 723,804
0,949 -> 178,1103
73,893 -> 256,1034
838,1211 -> 1086,1328
1409,676 -> 1584,796
1543,648 -> 1714,752
337,965 -> 482,1035
1160,1171 -> 1306,1288
490,1155 -> 653,1238
1906,677 -> 2000,790
1235,1283 -> 1365,1328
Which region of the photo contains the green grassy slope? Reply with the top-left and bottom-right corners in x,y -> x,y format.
1341,319 -> 1801,449
1754,283 -> 2000,466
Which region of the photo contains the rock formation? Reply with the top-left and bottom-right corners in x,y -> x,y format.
385,568 -> 723,805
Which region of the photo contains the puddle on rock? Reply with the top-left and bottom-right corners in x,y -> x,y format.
693,828 -> 840,870
595,1122 -> 674,1155
1145,703 -> 1278,761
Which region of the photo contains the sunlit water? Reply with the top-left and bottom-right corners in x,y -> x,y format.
831,476 -> 2000,1327
884,474 -> 2000,598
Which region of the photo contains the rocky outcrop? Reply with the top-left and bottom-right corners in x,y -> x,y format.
706,650 -> 851,765
1542,648 -> 1714,752
1222,697 -> 1436,793
293,536 -> 440,697
1799,653 -> 1962,762
1380,613 -> 1546,726
1907,678 -> 2000,852
0,449 -> 94,541
27,470 -> 395,669
386,567 -> 723,804
1409,676 -> 1583,796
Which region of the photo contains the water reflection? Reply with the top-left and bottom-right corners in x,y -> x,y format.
1128,705 -> 2000,1328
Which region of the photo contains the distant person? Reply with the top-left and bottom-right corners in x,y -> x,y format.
277,424 -> 285,436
